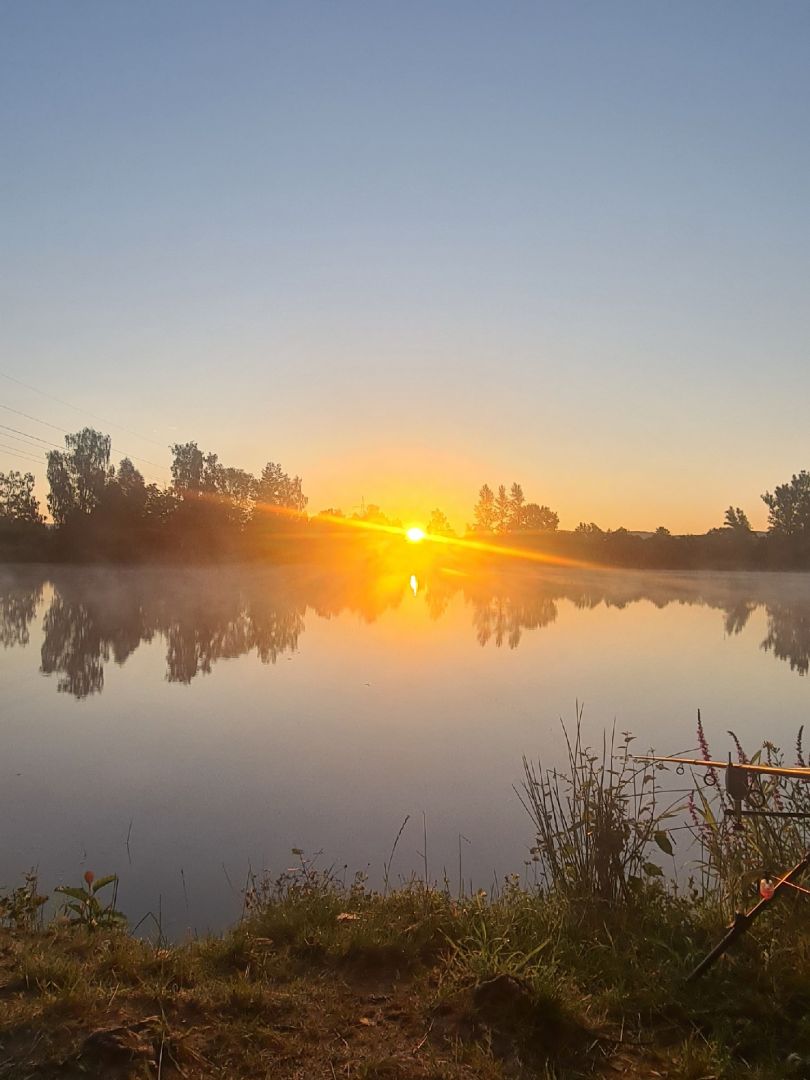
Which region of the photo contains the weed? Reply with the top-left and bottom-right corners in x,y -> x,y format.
518,703 -> 680,902
0,870 -> 48,931
54,870 -> 126,930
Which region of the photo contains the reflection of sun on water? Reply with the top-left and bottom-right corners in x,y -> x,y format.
406,527 -> 425,543
409,574 -> 418,596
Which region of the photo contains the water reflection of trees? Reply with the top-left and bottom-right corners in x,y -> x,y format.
3,566 -> 810,696
470,594 -> 558,649
762,603 -> 810,676
0,570 -> 42,647
459,570 -> 810,677
31,571 -> 312,697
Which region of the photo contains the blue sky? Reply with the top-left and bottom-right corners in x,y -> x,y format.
2,2 -> 809,529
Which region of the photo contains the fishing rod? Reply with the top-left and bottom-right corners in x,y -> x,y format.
687,850 -> 810,981
635,753 -> 810,826
636,751 -> 810,978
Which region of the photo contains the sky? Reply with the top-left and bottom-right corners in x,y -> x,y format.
2,1 -> 809,533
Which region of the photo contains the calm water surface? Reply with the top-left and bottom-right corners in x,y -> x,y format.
2,562 -> 809,934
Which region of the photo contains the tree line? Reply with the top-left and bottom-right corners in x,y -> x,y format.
471,482 -> 559,534
3,428 -> 810,568
0,427 -> 312,561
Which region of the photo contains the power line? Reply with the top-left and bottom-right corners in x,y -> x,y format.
0,424 -> 168,481
0,403 -> 171,478
0,417 -> 167,486
0,423 -> 64,450
0,443 -> 45,466
0,403 -> 65,435
0,370 -> 168,449
0,445 -> 43,463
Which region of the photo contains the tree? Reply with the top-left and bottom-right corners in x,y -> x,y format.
170,442 -> 206,494
494,484 -> 511,533
655,526 -> 671,537
351,503 -> 401,527
508,482 -> 525,530
426,508 -> 454,536
723,506 -> 752,532
116,458 -> 146,501
104,457 -> 146,513
0,471 -> 42,524
473,484 -> 497,531
217,466 -> 257,525
762,472 -> 810,537
575,522 -> 603,536
522,503 -> 559,531
144,483 -> 178,523
170,443 -> 262,527
256,462 -> 308,513
46,428 -> 112,524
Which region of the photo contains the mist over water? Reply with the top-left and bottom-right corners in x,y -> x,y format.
2,563 -> 809,936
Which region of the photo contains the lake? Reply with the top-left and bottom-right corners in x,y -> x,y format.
1,561 -> 809,936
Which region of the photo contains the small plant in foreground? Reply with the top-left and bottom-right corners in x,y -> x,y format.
54,870 -> 126,930
0,870 -> 48,931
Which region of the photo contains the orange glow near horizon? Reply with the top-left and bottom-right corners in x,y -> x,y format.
189,488 -> 599,571
242,497 -> 599,571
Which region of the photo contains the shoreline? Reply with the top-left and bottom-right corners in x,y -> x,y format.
1,867 -> 804,1079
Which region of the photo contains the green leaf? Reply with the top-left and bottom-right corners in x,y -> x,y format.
654,831 -> 674,856
642,862 -> 664,877
91,875 -> 117,893
54,886 -> 88,901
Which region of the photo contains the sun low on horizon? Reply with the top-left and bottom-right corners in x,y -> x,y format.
405,526 -> 426,543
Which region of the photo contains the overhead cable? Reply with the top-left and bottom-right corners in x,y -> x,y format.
0,370 -> 167,449
0,403 -> 171,477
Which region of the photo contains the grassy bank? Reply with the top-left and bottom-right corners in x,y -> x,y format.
3,862 -> 810,1079
5,721 -> 810,1078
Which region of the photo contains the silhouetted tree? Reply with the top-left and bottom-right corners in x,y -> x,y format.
116,458 -> 146,500
522,503 -> 559,531
494,485 -> 511,533
256,462 -> 307,513
351,503 -> 400,527
762,472 -> 810,537
724,506 -> 752,532
216,466 -> 257,526
0,471 -> 42,524
508,483 -> 525,530
473,484 -> 496,531
102,457 -> 148,518
427,508 -> 454,536
144,483 -> 179,524
170,442 -> 206,494
46,428 -> 112,524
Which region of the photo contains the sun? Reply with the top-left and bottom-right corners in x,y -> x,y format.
406,526 -> 426,543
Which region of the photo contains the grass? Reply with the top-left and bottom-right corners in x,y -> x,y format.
3,868 -> 810,1078
5,720 -> 810,1078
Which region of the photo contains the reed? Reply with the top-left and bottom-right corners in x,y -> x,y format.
517,703 -> 680,903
